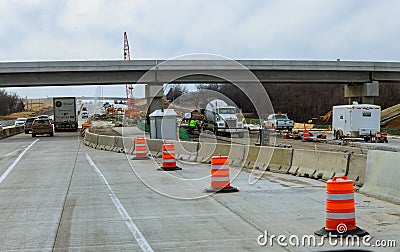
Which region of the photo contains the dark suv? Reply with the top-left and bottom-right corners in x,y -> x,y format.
24,117 -> 38,134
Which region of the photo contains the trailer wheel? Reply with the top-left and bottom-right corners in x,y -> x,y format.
338,129 -> 344,139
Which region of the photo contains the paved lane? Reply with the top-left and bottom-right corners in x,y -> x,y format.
0,132 -> 399,251
0,133 -> 80,251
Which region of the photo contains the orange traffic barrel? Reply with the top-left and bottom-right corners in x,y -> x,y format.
303,130 -> 310,141
315,176 -> 368,237
159,142 -> 181,171
205,155 -> 238,193
132,137 -> 149,160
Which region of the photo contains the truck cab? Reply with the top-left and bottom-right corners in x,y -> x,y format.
203,99 -> 245,137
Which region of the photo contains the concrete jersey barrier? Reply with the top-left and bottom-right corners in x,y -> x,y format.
147,139 -> 164,157
123,137 -> 135,155
228,144 -> 247,167
85,131 -> 99,148
256,147 -> 293,173
196,142 -> 218,163
346,153 -> 367,186
361,150 -> 400,204
0,126 -> 24,139
113,136 -> 125,153
96,135 -> 115,151
289,149 -> 348,180
243,146 -> 260,169
170,140 -> 199,161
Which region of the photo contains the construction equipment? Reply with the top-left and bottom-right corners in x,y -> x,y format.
320,110 -> 332,123
124,31 -> 137,119
202,99 -> 245,137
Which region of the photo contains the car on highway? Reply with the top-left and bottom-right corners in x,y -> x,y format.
31,118 -> 54,137
24,117 -> 38,134
81,111 -> 89,119
244,123 -> 262,132
14,118 -> 27,126
37,115 -> 50,119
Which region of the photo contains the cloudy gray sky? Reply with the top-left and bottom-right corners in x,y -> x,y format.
1,0 -> 400,98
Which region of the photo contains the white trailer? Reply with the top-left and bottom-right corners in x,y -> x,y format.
332,103 -> 382,140
53,97 -> 78,132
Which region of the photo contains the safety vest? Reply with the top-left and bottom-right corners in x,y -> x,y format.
189,120 -> 196,127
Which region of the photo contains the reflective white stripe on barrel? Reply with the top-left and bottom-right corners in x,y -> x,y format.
211,165 -> 229,170
162,159 -> 176,163
326,212 -> 356,219
136,150 -> 147,153
136,144 -> 147,147
327,193 -> 354,200
211,176 -> 230,182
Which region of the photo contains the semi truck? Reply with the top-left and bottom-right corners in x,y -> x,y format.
202,99 -> 245,137
53,97 -> 78,132
332,102 -> 387,142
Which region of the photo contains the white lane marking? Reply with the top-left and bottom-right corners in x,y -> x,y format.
0,139 -> 40,184
5,149 -> 19,157
85,154 -> 154,252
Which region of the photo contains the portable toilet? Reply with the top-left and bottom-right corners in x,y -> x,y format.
149,109 -> 177,140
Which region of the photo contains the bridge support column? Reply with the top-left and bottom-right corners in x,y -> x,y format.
344,81 -> 379,104
145,84 -> 164,119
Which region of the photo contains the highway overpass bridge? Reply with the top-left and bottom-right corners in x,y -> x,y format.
2,59 -> 400,110
2,60 -> 400,86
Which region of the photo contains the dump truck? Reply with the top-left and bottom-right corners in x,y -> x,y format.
53,97 -> 78,132
202,99 -> 245,137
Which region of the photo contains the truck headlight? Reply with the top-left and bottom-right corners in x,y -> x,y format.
218,123 -> 225,127
237,122 -> 243,127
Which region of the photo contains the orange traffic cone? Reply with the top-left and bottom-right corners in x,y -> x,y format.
132,137 -> 149,160
303,130 -> 310,141
315,176 -> 368,237
158,142 -> 182,171
205,155 -> 239,193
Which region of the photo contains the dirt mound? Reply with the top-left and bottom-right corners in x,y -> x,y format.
383,116 -> 400,129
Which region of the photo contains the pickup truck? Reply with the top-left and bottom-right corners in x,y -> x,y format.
264,113 -> 294,132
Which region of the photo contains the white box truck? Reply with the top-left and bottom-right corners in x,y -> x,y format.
53,97 -> 78,132
332,103 -> 382,140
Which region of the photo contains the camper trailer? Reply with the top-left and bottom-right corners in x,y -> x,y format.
332,103 -> 386,142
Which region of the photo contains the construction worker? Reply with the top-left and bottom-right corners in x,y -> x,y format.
188,119 -> 196,134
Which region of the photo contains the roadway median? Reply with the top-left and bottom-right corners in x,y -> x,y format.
289,149 -> 348,180
361,150 -> 400,204
1,126 -> 24,139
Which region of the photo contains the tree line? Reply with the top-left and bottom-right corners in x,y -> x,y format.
168,83 -> 400,123
0,89 -> 24,116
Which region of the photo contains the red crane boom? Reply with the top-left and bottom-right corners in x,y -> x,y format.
124,31 -> 135,119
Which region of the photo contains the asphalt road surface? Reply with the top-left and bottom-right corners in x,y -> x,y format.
0,132 -> 399,251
